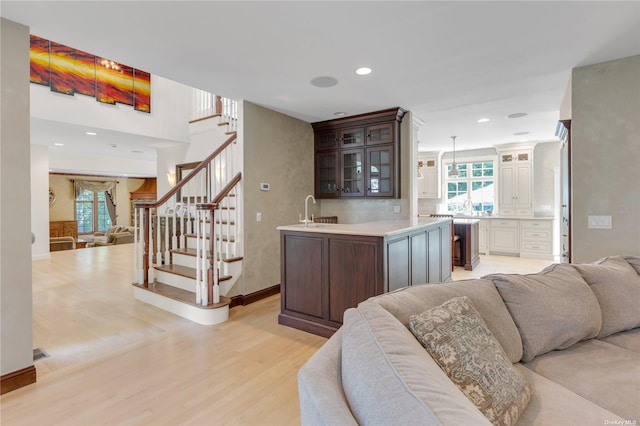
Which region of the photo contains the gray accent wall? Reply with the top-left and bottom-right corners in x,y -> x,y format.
241,101 -> 316,295
571,55 -> 640,262
1,18 -> 34,376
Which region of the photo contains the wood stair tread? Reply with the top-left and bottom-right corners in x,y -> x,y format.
133,282 -> 231,309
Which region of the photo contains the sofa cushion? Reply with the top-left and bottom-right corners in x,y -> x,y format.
524,339 -> 640,421
599,328 -> 640,354
515,365 -> 625,425
572,255 -> 640,338
341,302 -> 492,426
105,225 -> 119,235
370,279 -> 523,363
486,264 -> 602,362
409,297 -> 531,426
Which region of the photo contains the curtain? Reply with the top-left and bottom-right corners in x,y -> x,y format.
73,180 -> 117,224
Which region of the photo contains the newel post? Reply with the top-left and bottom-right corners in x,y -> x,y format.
142,206 -> 151,285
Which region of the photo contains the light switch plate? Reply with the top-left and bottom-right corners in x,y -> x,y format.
588,215 -> 612,229
393,205 -> 401,214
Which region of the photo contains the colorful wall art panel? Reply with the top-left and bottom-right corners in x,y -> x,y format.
29,35 -> 50,86
133,70 -> 151,113
29,35 -> 151,113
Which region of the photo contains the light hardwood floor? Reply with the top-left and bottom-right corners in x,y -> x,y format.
2,244 -> 326,426
1,246 -> 554,425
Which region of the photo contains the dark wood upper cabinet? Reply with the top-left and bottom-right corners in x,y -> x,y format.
312,107 -> 406,199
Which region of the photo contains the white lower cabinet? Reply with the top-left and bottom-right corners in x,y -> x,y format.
520,220 -> 553,258
489,219 -> 520,254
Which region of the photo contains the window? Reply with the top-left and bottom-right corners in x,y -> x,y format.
75,190 -> 112,234
445,161 -> 495,213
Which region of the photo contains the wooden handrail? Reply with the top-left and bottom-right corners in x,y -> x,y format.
135,132 -> 237,209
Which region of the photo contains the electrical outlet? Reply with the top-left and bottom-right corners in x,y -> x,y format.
393,205 -> 401,214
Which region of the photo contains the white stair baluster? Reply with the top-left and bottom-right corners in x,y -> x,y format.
195,210 -> 202,305
147,211 -> 154,282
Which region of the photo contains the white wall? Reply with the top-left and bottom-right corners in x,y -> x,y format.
30,75 -> 192,142
1,18 -> 34,378
31,145 -> 50,260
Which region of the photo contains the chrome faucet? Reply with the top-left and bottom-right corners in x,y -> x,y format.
463,198 -> 473,215
304,194 -> 316,227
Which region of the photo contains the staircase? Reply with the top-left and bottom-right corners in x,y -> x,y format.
132,97 -> 242,325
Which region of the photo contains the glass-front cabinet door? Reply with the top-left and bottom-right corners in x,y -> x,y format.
341,149 -> 364,197
315,130 -> 339,152
366,123 -> 395,145
339,127 -> 365,149
366,146 -> 394,197
315,151 -> 339,198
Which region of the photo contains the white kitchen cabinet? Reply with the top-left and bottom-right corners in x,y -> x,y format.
489,219 -> 520,254
498,149 -> 533,217
418,156 -> 440,198
520,219 -> 553,258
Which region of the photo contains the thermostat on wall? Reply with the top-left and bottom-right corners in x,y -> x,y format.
260,183 -> 270,191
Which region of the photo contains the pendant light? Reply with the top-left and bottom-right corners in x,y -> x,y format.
448,136 -> 459,177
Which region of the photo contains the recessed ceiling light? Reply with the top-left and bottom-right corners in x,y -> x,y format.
477,118 -> 491,123
506,112 -> 528,119
354,66 -> 372,76
53,142 -> 64,146
334,112 -> 347,117
310,76 -> 338,88
85,131 -> 97,135
110,144 -> 117,148
513,131 -> 530,136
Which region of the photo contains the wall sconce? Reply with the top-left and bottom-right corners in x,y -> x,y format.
167,171 -> 176,187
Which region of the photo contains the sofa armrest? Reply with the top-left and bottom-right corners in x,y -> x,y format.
93,231 -> 106,236
298,330 -> 358,426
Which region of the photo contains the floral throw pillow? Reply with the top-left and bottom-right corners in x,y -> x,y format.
409,296 -> 531,426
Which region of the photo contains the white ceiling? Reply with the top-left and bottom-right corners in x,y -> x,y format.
3,1 -> 639,160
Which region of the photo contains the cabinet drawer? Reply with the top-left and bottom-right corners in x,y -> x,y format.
521,241 -> 551,254
491,219 -> 518,229
516,209 -> 533,216
521,220 -> 552,230
521,230 -> 551,241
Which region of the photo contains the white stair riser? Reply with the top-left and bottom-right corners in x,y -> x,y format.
187,237 -> 236,250
156,270 -> 199,292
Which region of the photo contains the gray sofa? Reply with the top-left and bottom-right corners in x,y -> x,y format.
299,255 -> 640,425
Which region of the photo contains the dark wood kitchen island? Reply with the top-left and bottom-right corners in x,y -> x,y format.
277,218 -> 452,337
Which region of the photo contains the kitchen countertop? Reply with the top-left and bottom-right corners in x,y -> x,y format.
277,217 -> 450,237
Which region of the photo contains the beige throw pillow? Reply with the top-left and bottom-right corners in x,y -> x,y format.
409,296 -> 531,426
573,255 -> 640,338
